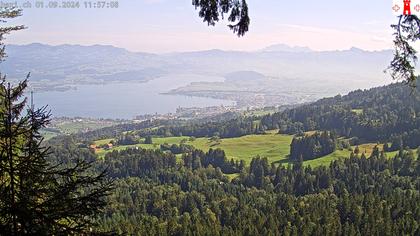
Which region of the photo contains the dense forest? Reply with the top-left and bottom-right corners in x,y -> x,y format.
74,112 -> 243,142
290,131 -> 337,161
80,81 -> 420,152
261,80 -> 420,147
41,81 -> 420,235
138,116 -> 265,139
47,136 -> 420,235
1,2 -> 419,234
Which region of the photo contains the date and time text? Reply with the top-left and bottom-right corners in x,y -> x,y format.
0,1 -> 119,9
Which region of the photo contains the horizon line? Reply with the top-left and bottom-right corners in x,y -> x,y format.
5,42 -> 394,54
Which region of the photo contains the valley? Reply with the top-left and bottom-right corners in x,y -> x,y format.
43,76 -> 420,235
57,79 -> 420,171
2,1 -> 420,234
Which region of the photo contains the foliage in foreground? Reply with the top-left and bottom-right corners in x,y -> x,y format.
0,79 -> 113,235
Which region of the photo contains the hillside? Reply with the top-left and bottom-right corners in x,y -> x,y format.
261,80 -> 420,147
3,1 -> 420,235
51,81 -> 420,169
125,81 -> 420,150
45,80 -> 420,235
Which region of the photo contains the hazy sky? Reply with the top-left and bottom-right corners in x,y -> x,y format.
5,0 -> 400,53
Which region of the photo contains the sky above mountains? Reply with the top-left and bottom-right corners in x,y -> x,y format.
6,0 -> 397,53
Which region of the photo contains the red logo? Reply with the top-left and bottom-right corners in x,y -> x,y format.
393,0 -> 420,15
404,0 -> 411,15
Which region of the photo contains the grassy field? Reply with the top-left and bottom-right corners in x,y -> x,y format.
55,122 -> 110,134
42,118 -> 122,140
186,130 -> 293,164
94,136 -> 189,158
243,108 -> 278,117
94,131 -> 293,163
94,131 -> 417,166
352,109 -> 364,115
304,143 -> 418,167
303,149 -> 350,167
304,143 -> 381,167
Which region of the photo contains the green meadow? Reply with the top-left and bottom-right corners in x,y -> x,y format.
94,131 -> 293,163
186,131 -> 293,164
94,136 -> 189,158
94,131 -> 417,166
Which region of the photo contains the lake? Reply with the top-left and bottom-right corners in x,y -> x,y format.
33,74 -> 234,119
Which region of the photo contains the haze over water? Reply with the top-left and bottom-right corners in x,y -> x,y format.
33,75 -> 234,119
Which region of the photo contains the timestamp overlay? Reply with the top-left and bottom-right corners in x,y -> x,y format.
0,1 -> 119,9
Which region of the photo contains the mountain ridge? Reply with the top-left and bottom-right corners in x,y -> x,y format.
1,43 -> 394,104
6,42 -> 392,55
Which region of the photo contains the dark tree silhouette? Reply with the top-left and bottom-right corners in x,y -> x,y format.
0,79 -> 113,235
0,9 -> 24,60
192,0 -> 250,36
388,15 -> 420,87
0,8 -> 113,235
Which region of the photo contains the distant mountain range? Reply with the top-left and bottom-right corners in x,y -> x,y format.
0,43 -> 394,100
261,44 -> 313,53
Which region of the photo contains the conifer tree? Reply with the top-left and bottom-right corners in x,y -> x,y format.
0,8 -> 112,235
388,15 -> 419,86
0,79 -> 113,235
